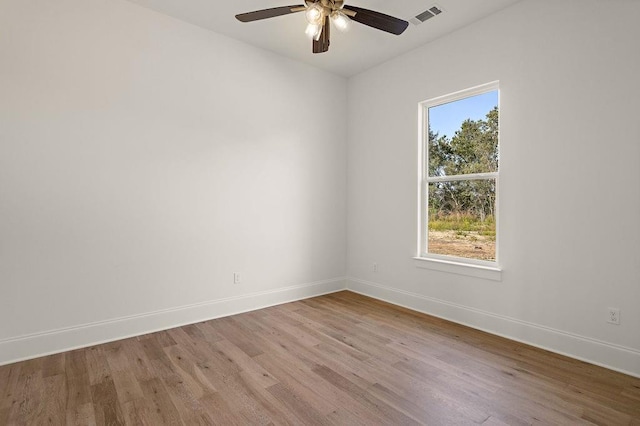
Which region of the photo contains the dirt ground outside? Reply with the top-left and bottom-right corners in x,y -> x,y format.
428,230 -> 495,261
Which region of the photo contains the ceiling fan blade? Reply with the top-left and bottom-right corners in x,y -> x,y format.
343,6 -> 409,35
235,5 -> 305,23
312,16 -> 330,53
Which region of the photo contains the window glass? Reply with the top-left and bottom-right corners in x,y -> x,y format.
420,84 -> 499,264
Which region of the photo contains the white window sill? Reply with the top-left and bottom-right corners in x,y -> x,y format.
413,257 -> 502,281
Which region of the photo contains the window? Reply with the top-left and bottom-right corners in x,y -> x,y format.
418,82 -> 500,271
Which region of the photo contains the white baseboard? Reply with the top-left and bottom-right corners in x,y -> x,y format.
0,278 -> 347,366
347,277 -> 640,378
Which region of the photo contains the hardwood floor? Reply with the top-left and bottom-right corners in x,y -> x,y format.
1,291 -> 639,425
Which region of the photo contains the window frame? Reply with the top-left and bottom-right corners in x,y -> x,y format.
416,81 -> 501,278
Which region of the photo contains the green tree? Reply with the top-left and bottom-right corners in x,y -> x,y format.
428,107 -> 498,221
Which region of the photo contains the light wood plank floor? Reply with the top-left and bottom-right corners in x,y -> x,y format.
1,291 -> 639,425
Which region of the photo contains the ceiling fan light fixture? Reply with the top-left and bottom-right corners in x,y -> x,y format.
305,22 -> 323,40
330,10 -> 350,32
305,4 -> 323,25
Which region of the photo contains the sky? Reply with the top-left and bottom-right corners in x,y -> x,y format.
429,91 -> 498,138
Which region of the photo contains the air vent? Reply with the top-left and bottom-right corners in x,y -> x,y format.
409,5 -> 443,26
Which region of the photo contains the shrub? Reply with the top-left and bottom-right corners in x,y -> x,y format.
429,213 -> 495,233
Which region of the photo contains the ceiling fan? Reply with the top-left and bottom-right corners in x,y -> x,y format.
235,0 -> 409,53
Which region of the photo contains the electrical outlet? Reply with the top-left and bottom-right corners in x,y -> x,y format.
373,263 -> 378,273
607,307 -> 620,325
233,272 -> 241,284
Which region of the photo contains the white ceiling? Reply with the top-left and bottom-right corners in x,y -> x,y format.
126,0 -> 522,76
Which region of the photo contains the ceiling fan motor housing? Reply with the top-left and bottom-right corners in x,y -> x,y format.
305,0 -> 344,13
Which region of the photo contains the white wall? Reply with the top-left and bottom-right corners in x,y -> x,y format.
347,0 -> 640,376
0,0 -> 347,363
